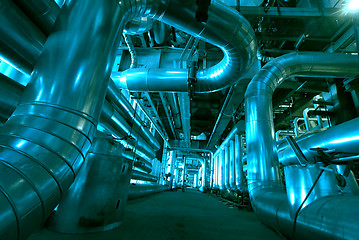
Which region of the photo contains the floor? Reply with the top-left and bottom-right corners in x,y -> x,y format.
28,190 -> 284,240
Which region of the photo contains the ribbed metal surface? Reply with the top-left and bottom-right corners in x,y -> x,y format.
0,0 -> 168,238
46,135 -> 132,233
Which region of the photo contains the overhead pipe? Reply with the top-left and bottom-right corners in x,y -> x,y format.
179,93 -> 191,147
0,0 -> 127,238
167,93 -> 182,129
106,81 -> 161,151
2,0 -> 257,94
100,101 -> 157,160
132,170 -> 158,182
245,52 -> 359,239
12,0 -> 60,35
113,0 -> 257,93
122,34 -> 138,69
159,93 -> 177,138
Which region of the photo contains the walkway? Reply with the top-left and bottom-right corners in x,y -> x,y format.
28,190 -> 283,240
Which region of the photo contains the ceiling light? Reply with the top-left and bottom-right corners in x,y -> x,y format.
347,0 -> 359,11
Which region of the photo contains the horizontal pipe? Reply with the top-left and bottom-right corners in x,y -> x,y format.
278,117 -> 359,166
132,170 -> 158,182
245,52 -> 359,239
127,184 -> 168,200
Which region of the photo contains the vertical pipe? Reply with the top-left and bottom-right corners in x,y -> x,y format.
224,145 -> 230,189
235,134 -> 245,191
229,140 -> 236,189
218,150 -> 224,190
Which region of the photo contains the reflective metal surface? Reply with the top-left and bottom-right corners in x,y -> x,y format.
47,135 -> 132,233
13,0 -> 60,35
114,0 -> 257,93
245,52 -> 359,239
229,140 -> 236,189
234,134 -> 245,192
0,0 -> 124,238
132,170 -> 158,182
279,117 -> 359,166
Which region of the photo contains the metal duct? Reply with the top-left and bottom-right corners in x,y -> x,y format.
100,101 -> 157,160
167,93 -> 182,129
127,184 -> 168,200
46,134 -> 132,233
0,0 -> 172,238
179,93 -> 191,147
245,52 -> 359,239
0,0 -> 124,238
122,34 -> 138,69
113,0 -> 257,93
12,0 -> 60,35
234,134 -> 245,191
124,17 -> 154,35
106,81 -> 161,151
279,117 -> 359,166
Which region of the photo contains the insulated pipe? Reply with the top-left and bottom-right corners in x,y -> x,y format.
100,101 -> 157,160
46,134 -> 133,233
218,150 -> 225,190
122,149 -> 152,173
179,93 -> 191,147
122,34 -> 138,69
245,52 -> 359,239
167,93 -> 182,129
229,140 -> 236,189
132,170 -> 158,182
0,0 -> 125,238
224,146 -> 230,190
106,81 -> 161,151
279,117 -> 359,166
234,134 -> 245,192
127,184 -> 168,200
113,0 -> 256,93
12,0 -> 60,35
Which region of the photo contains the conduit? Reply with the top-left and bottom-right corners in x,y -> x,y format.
245,52 -> 359,239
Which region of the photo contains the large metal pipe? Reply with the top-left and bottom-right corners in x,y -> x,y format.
234,134 -> 245,191
229,140 -> 236,189
113,0 -> 256,93
279,117 -> 359,166
0,0 -> 173,238
167,93 -> 182,129
132,170 -> 158,182
46,134 -> 133,233
179,93 -> 191,147
0,0 -> 125,238
245,52 -> 359,239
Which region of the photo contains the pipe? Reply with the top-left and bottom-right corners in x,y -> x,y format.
127,184 -> 168,200
122,149 -> 153,173
234,134 -> 245,191
46,134 -> 132,233
229,140 -> 236,189
245,52 -> 359,239
13,0 -> 60,35
0,0 -> 126,238
106,81 -> 161,151
179,93 -> 191,147
100,101 -> 157,160
132,170 -> 158,182
279,117 -> 359,166
113,0 -> 256,93
159,93 -> 177,138
122,34 -> 138,69
275,130 -> 295,141
167,93 -> 182,129
124,17 -> 154,35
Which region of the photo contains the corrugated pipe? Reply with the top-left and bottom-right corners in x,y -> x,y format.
245,52 -> 359,239
122,34 -> 138,69
112,0 -> 257,93
0,0 -> 126,238
0,0 -> 172,238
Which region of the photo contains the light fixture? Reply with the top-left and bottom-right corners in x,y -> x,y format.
346,0 -> 359,11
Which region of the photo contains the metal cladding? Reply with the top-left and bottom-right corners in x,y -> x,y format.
46,135 -> 133,233
245,52 -> 359,239
278,117 -> 359,166
0,0 -> 169,238
113,0 -> 257,93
